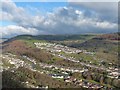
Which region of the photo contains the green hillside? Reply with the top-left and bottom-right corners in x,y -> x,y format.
1,33 -> 119,89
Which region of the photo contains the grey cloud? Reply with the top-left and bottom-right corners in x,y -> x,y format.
46,7 -> 117,34
1,0 -> 118,38
69,2 -> 118,23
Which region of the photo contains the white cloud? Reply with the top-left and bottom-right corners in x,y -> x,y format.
1,0 -> 32,26
75,10 -> 82,15
0,25 -> 40,38
1,0 -> 118,38
46,7 -> 117,34
96,21 -> 117,29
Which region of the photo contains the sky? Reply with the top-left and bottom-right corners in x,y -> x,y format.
0,0 -> 118,38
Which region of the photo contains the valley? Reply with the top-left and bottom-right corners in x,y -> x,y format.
1,33 -> 120,89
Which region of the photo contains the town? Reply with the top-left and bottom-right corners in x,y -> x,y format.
1,41 -> 120,89
34,42 -> 119,79
34,42 -> 95,55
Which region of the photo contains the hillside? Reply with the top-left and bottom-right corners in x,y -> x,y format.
3,34 -> 96,43
1,33 -> 120,89
2,40 -> 53,63
93,33 -> 120,40
58,33 -> 119,67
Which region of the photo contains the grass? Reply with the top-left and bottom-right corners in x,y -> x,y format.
2,58 -> 15,68
96,52 -> 118,65
52,35 -> 97,46
23,39 -> 47,48
60,52 -> 100,66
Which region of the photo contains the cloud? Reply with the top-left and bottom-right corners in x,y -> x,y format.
1,0 -> 32,27
45,7 -> 117,34
1,0 -> 118,38
68,2 -> 118,22
0,25 -> 41,38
